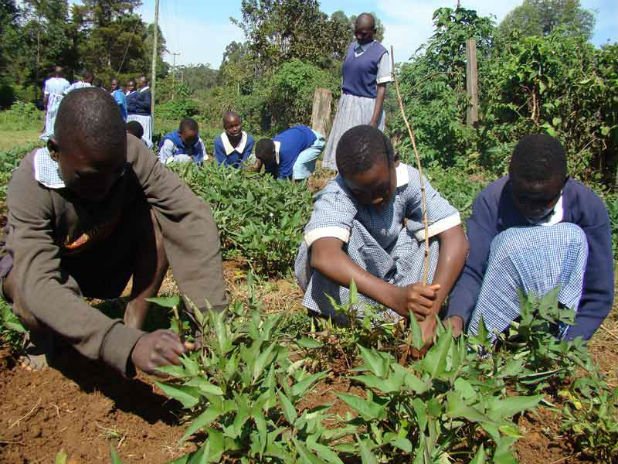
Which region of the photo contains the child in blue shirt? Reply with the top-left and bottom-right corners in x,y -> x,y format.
213,111 -> 254,168
255,125 -> 325,180
446,134 -> 614,341
158,118 -> 208,166
295,125 -> 468,345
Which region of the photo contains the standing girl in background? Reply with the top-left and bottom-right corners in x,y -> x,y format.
321,13 -> 393,171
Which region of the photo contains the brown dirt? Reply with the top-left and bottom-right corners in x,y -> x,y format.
0,274 -> 616,463
0,347 -> 193,463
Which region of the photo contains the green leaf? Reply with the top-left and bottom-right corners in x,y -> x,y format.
384,433 -> 413,453
185,377 -> 224,396
296,337 -> 323,349
155,382 -> 200,409
146,295 -> 180,308
278,391 -> 298,425
421,328 -> 452,379
486,395 -> 542,421
204,428 -> 225,462
181,407 -> 223,442
55,450 -> 68,464
446,392 -> 494,424
358,439 -> 378,464
293,438 -> 325,464
358,345 -> 389,377
307,440 -> 345,464
155,364 -> 187,378
336,393 -> 385,421
109,445 -> 123,464
252,342 -> 277,382
291,372 -> 326,398
469,444 -> 486,464
408,312 -> 425,350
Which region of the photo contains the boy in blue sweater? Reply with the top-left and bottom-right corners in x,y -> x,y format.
158,118 -> 207,166
446,134 -> 613,341
255,125 -> 325,181
214,111 -> 255,168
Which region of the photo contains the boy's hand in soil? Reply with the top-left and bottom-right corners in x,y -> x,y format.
394,283 -> 441,320
131,329 -> 186,375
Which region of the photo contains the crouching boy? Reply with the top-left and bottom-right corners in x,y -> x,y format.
0,88 -> 227,376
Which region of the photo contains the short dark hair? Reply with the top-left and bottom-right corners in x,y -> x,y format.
179,118 -> 199,132
223,111 -> 240,125
509,134 -> 567,183
255,138 -> 276,162
336,125 -> 394,177
55,87 -> 125,154
126,120 -> 144,139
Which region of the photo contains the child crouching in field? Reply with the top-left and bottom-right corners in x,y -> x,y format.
295,125 -> 468,343
0,88 -> 227,376
445,134 -> 614,341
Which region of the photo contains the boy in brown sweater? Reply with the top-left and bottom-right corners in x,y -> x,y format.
0,88 -> 227,376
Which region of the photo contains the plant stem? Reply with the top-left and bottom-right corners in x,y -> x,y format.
390,46 -> 430,284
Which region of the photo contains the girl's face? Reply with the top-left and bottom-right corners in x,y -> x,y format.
344,158 -> 397,209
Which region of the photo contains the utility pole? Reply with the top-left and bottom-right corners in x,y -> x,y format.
150,0 -> 159,133
169,51 -> 181,100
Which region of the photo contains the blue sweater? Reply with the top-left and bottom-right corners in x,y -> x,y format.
265,125 -> 316,180
342,41 -> 387,98
447,176 -> 613,340
214,132 -> 255,168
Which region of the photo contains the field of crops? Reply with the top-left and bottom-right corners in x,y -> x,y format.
0,133 -> 616,464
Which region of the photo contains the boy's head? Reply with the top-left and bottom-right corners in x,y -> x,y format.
255,139 -> 276,164
223,111 -> 242,139
126,120 -> 144,140
355,13 -> 376,45
138,75 -> 149,89
509,134 -> 567,220
178,118 -> 199,146
83,70 -> 94,84
126,79 -> 136,92
337,125 -> 396,208
53,65 -> 64,78
110,78 -> 120,91
50,88 -> 127,202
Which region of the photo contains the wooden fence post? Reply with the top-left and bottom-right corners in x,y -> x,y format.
466,38 -> 479,127
311,88 -> 332,136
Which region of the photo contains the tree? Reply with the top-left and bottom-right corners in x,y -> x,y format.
498,0 -> 595,40
232,0 -> 353,74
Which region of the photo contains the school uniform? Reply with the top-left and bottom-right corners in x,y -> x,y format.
446,176 -> 614,341
40,76 -> 70,141
158,131 -> 208,165
127,87 -> 152,147
295,163 -> 461,318
263,125 -> 325,180
0,135 -> 227,375
111,89 -> 128,121
64,81 -> 93,94
214,131 -> 255,168
322,40 -> 393,170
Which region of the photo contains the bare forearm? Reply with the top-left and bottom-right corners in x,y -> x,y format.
311,238 -> 402,313
430,225 -> 469,313
370,84 -> 387,126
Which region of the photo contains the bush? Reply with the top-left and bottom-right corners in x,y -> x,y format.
0,101 -> 42,130
174,162 -> 313,276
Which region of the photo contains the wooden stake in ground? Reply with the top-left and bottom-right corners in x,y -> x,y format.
390,46 -> 431,365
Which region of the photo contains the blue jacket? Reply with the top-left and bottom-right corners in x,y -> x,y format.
214,132 -> 255,168
111,89 -> 127,121
446,176 -> 614,340
158,131 -> 206,165
265,125 -> 316,180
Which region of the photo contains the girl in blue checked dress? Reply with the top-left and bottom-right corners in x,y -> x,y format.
295,125 -> 468,343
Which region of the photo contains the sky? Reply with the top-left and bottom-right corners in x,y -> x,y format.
136,0 -> 618,68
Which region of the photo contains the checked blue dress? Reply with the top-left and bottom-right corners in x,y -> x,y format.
294,163 -> 461,319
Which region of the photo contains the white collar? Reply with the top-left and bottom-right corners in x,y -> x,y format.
395,163 -> 409,187
139,86 -> 150,92
34,147 -> 65,189
273,140 -> 281,165
529,194 -> 564,226
220,131 -> 248,156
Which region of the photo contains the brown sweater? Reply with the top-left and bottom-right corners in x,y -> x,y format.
5,135 -> 227,374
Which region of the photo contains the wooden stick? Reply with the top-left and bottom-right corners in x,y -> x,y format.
391,47 -> 431,365
390,46 -> 430,284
